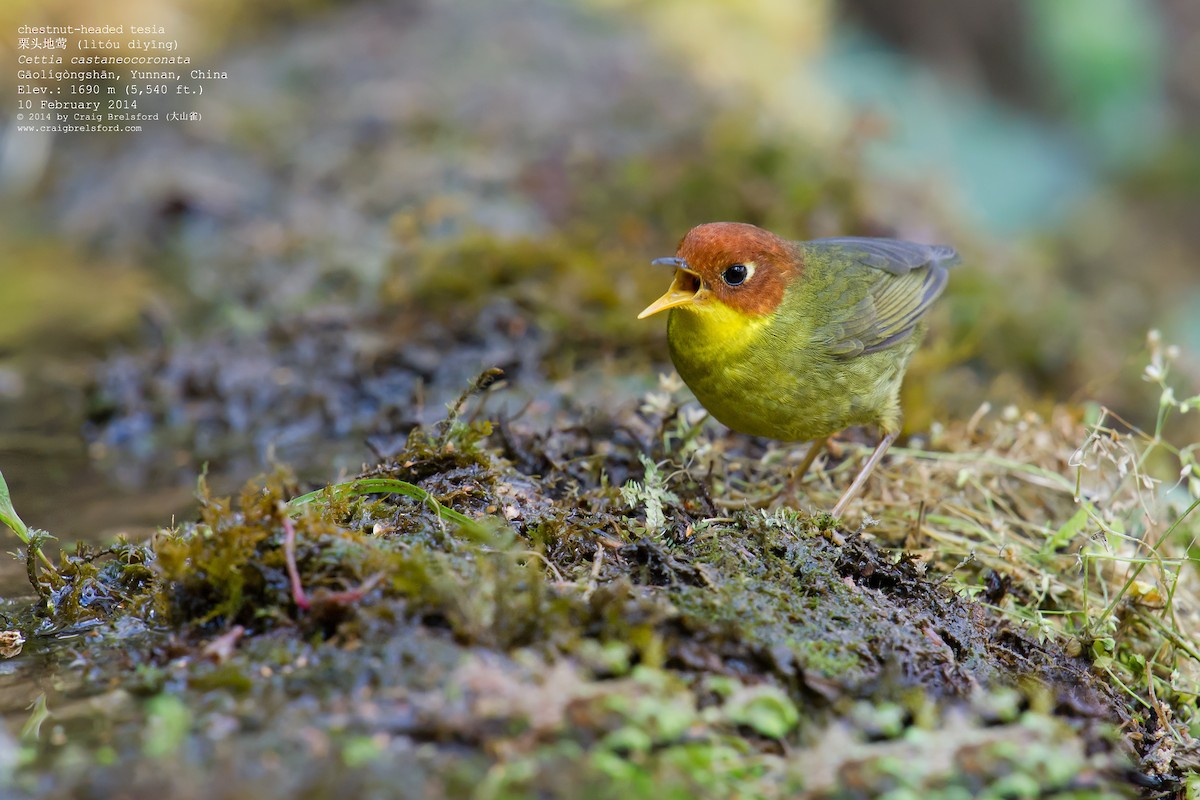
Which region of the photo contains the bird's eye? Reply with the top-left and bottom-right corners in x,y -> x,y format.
722,263 -> 750,286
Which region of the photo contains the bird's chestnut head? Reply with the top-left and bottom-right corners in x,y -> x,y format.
638,222 -> 801,319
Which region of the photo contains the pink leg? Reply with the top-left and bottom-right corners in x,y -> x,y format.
795,437 -> 829,481
775,437 -> 829,506
832,431 -> 896,518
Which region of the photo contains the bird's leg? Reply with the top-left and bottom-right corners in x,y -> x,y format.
770,437 -> 829,507
795,437 -> 829,482
831,431 -> 897,518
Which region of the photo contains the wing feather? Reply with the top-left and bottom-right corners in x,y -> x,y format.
804,238 -> 958,358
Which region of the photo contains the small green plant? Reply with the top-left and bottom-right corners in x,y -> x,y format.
0,467 -> 58,588
433,367 -> 504,451
929,331 -> 1200,733
620,454 -> 680,536
0,468 -> 33,551
1071,332 -> 1200,655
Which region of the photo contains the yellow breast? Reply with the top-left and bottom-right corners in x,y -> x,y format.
665,301 -> 910,442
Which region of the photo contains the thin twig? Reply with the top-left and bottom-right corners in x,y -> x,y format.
282,515 -> 310,612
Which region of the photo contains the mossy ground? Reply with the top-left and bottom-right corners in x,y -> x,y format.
5,367 -> 1196,798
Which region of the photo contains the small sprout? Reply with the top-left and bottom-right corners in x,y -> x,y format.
812,512 -> 838,532
435,367 -> 504,449
1091,637 -> 1115,669
0,469 -> 29,543
0,468 -> 58,585
619,454 -> 679,535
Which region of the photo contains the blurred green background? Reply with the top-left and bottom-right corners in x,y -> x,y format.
1,0 -> 1198,548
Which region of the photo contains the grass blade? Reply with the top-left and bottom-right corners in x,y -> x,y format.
0,468 -> 31,545
288,477 -> 478,528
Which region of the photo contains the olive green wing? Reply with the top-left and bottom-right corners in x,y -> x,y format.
803,237 -> 959,358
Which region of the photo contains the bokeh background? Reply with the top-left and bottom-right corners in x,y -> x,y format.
1,0 -> 1198,563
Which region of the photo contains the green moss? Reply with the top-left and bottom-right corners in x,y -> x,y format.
1,384 -> 1165,796
154,472 -> 297,628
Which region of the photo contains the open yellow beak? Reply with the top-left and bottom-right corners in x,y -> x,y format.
638,257 -> 702,319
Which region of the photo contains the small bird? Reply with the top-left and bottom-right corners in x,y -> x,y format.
639,222 -> 958,516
